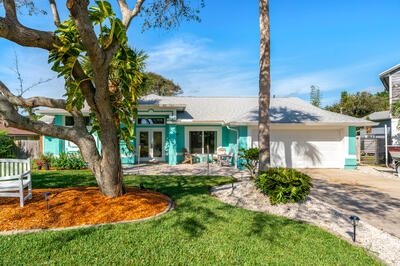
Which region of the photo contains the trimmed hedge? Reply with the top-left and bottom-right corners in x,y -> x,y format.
255,168 -> 313,205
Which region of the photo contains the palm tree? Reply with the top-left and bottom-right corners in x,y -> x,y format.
258,0 -> 271,171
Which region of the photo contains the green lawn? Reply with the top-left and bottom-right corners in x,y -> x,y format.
0,170 -> 380,265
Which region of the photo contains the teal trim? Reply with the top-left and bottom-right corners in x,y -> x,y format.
344,158 -> 357,169
43,115 -> 63,155
168,125 -> 177,165
348,126 -> 356,156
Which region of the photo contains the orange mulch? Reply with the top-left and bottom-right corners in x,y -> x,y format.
0,187 -> 170,232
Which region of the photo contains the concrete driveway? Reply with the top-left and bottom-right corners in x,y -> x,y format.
301,168 -> 400,239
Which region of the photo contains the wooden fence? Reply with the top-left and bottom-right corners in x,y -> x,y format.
360,138 -> 386,164
14,139 -> 40,159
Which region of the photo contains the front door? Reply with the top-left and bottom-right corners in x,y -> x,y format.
137,128 -> 165,162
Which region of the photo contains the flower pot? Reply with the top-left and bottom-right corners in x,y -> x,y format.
38,165 -> 42,170
44,164 -> 50,171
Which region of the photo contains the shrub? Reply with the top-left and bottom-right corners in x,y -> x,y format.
0,130 -> 15,158
255,168 -> 313,205
239,148 -> 259,178
39,153 -> 53,166
51,152 -> 86,170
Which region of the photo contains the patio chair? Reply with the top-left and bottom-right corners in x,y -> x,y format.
181,148 -> 193,164
217,147 -> 234,166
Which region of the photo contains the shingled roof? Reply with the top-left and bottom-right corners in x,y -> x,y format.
139,95 -> 374,126
37,94 -> 374,126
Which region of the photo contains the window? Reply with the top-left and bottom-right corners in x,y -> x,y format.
137,117 -> 165,125
189,130 -> 217,153
65,116 -> 92,127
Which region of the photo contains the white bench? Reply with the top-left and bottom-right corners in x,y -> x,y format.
0,159 -> 32,207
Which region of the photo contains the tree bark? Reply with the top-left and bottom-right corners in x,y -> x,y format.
258,0 -> 271,171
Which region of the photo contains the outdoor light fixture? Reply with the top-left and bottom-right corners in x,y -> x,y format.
349,215 -> 360,242
43,192 -> 52,210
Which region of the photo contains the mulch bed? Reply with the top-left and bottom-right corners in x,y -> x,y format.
0,187 -> 170,232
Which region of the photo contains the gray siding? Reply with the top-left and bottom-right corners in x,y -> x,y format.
392,71 -> 400,103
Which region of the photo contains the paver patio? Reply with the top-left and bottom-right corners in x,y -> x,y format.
123,163 -> 250,180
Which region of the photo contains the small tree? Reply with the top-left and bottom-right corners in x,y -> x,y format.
310,85 -> 321,107
239,148 -> 259,179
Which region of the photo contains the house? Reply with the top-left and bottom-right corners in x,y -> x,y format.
37,94 -> 373,169
360,110 -> 391,140
380,64 -> 400,144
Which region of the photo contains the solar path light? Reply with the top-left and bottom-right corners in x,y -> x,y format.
349,215 -> 360,242
43,192 -> 52,210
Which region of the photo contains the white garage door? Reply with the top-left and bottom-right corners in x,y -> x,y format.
270,129 -> 344,168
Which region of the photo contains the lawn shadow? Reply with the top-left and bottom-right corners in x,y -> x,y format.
247,212 -> 307,243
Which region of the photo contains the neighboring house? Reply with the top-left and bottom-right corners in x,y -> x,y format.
37,94 -> 373,169
380,64 -> 400,144
0,118 -> 40,158
360,110 -> 391,140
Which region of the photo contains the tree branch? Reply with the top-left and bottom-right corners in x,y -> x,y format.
3,0 -> 17,22
67,0 -> 105,71
49,0 -> 61,27
0,17 -> 57,51
0,80 -> 67,109
0,96 -> 78,141
117,0 -> 145,28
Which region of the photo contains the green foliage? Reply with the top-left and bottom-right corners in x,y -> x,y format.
0,130 -> 15,158
51,152 -> 87,170
309,85 -> 321,107
326,90 -> 389,118
238,148 -> 259,178
141,72 -> 182,96
255,168 -> 313,205
48,1 -> 143,153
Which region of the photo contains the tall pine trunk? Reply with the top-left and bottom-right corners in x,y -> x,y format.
258,0 -> 271,171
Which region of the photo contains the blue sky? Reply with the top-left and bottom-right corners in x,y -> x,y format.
1,0 -> 400,106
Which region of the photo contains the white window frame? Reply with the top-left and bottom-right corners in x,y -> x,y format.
184,126 -> 222,154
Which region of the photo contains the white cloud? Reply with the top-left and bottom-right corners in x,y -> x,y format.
271,61 -> 383,97
146,36 -> 259,96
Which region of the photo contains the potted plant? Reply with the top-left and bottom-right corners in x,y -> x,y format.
40,154 -> 51,170
36,160 -> 43,170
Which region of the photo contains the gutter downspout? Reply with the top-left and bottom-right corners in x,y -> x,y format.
226,124 -> 239,169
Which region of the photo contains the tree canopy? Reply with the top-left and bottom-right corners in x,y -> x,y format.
325,90 -> 389,118
141,72 -> 182,96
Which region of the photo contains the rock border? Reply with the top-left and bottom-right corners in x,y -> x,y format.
0,194 -> 175,236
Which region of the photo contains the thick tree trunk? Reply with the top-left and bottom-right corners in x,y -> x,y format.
77,132 -> 125,198
258,0 -> 271,171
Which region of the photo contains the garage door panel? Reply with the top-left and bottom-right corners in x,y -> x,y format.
270,129 -> 343,168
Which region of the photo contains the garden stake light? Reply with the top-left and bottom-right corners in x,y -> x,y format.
43,192 -> 52,210
349,215 -> 360,242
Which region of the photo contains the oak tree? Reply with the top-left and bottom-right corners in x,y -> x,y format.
0,0 -> 202,197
